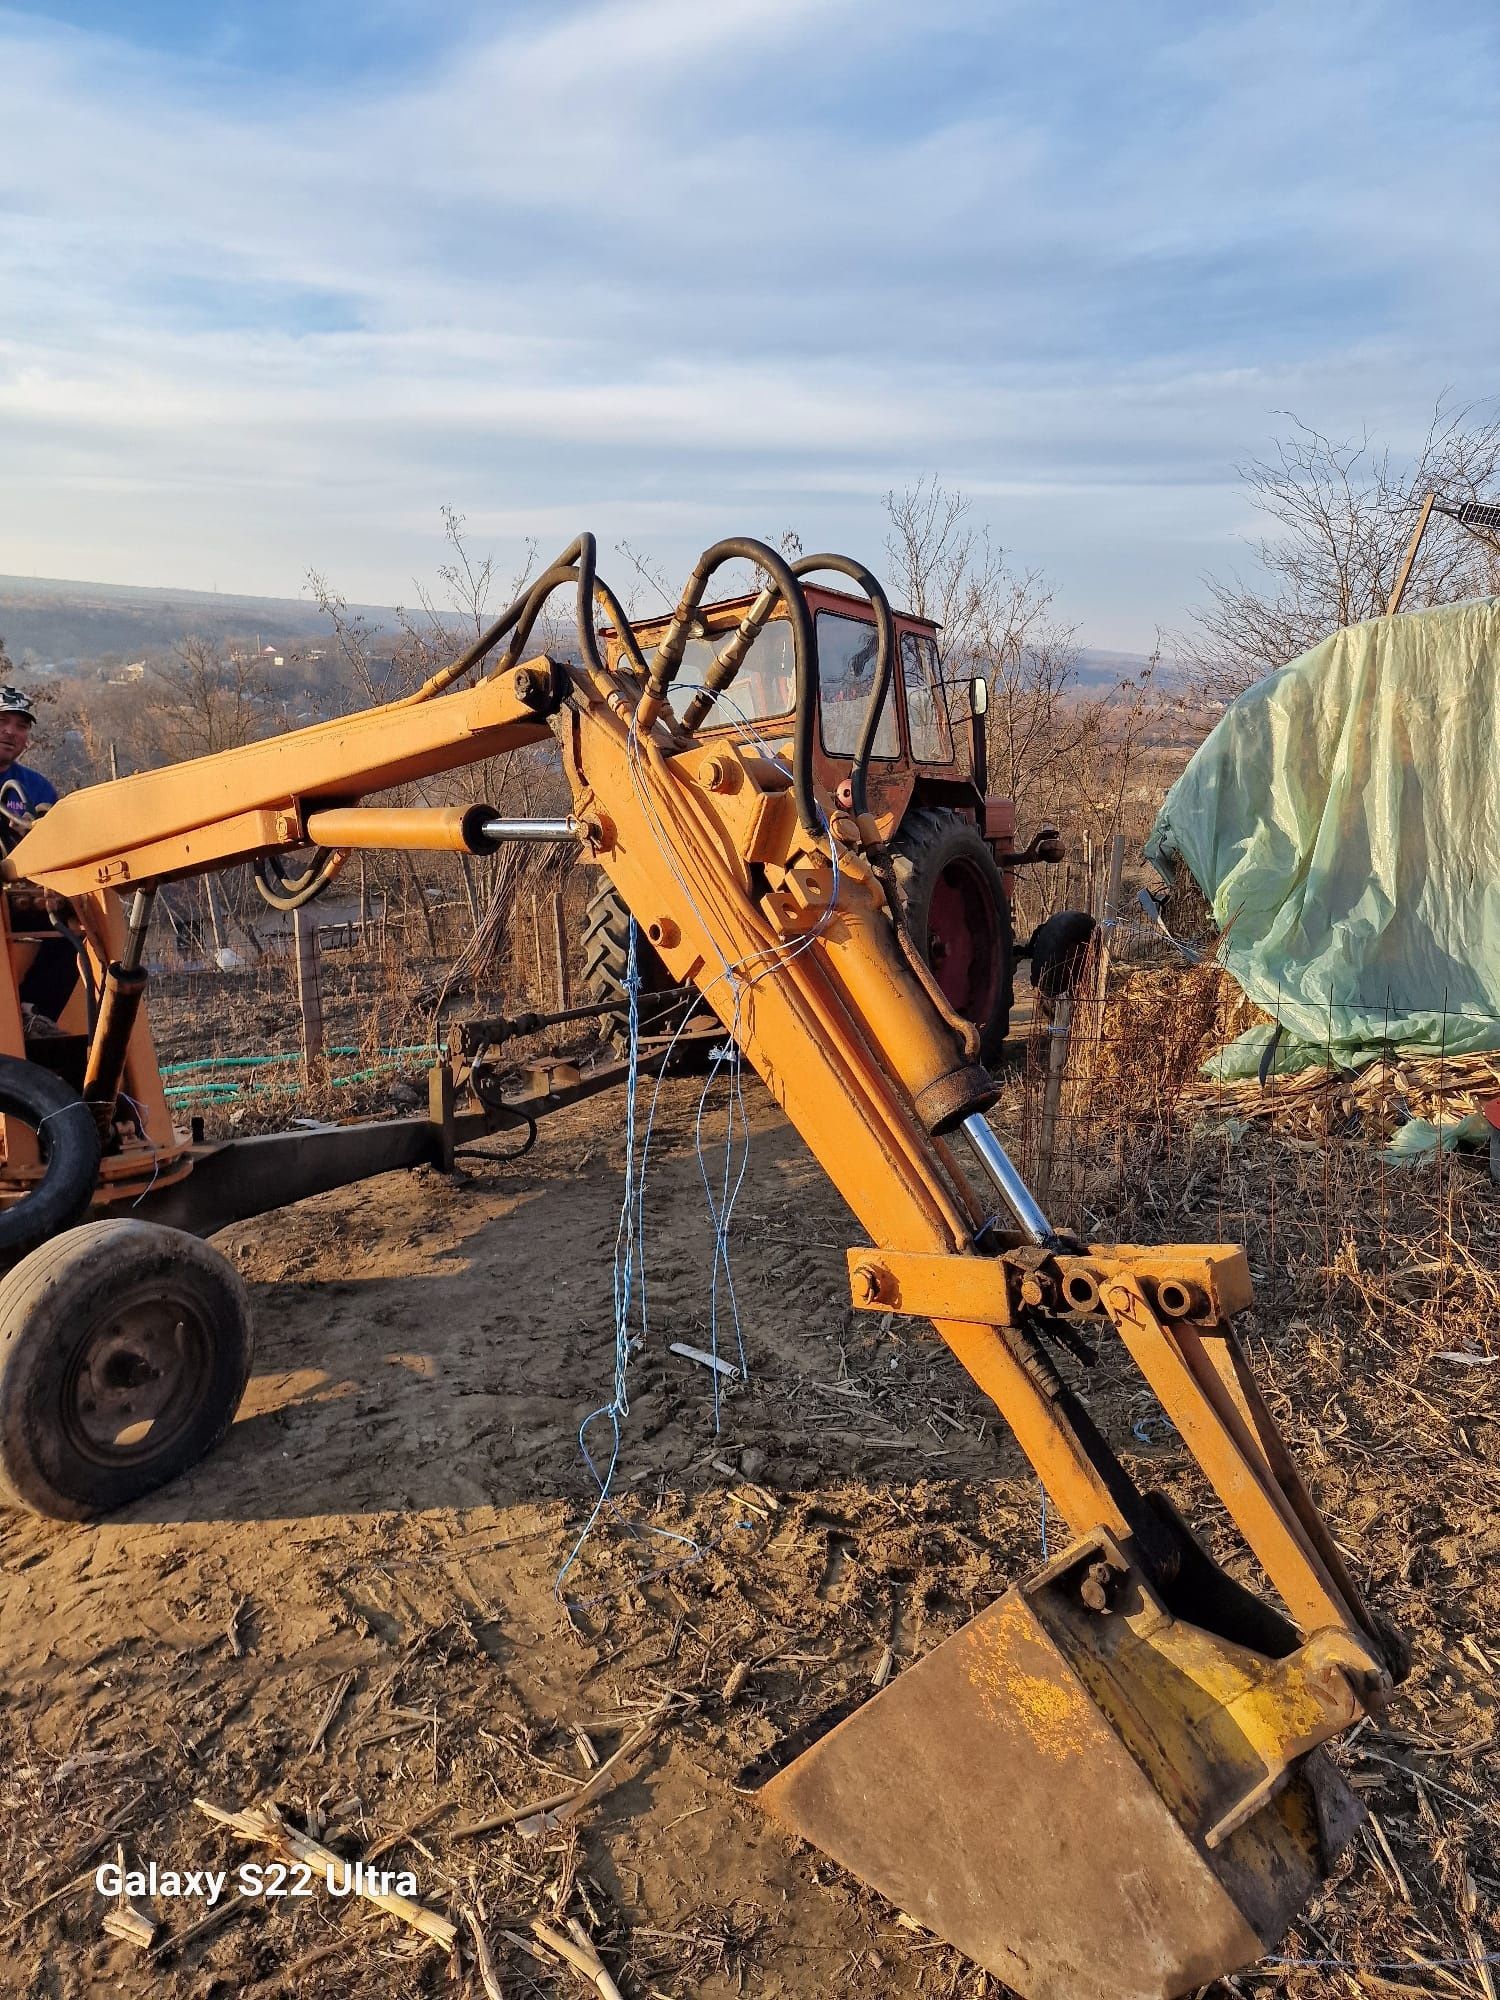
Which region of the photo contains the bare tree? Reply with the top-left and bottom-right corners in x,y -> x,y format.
1188,399 -> 1500,704
613,538 -> 675,617
883,478 -> 1082,806
883,476 -> 1016,659
881,479 -> 1172,927
147,638 -> 272,760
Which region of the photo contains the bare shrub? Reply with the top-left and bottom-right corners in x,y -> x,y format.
1188,397 -> 1500,706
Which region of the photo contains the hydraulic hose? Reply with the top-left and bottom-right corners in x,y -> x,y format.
639,539 -> 820,833
258,535 -> 615,912
398,533 -> 604,706
254,845 -> 347,912
790,553 -> 894,820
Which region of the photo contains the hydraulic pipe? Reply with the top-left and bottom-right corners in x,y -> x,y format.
122,885 -> 155,972
304,804 -> 504,854
82,885 -> 157,1140
961,1112 -> 1052,1245
791,553 -> 895,821
679,586 -> 778,733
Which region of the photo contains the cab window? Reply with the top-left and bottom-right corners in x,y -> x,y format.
817,611 -> 900,759
657,620 -> 796,728
901,632 -> 953,763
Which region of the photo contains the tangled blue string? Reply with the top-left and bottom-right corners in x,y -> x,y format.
557,694 -> 844,1593
555,916 -> 699,1599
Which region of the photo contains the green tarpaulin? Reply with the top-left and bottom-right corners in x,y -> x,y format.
1145,597 -> 1500,1079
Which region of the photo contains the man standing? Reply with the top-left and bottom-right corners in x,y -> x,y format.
0,687 -> 58,819
0,687 -> 75,1029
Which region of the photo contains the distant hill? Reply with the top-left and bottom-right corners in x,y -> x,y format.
0,574 -> 399,670
0,571 -> 1164,687
1071,646 -> 1163,689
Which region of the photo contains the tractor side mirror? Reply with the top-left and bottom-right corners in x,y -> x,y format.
969,675 -> 988,790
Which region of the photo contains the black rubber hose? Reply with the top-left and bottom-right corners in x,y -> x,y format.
255,535 -> 607,913
791,554 -> 894,820
254,847 -> 344,913
496,534 -> 609,680
595,576 -> 649,674
0,1057 -> 101,1261
650,540 -> 819,832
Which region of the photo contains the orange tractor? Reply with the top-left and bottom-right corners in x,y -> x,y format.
0,534 -> 1398,1999
585,567 -> 1085,1063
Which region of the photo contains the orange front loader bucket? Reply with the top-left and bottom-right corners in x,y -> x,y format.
757,1531 -> 1365,2000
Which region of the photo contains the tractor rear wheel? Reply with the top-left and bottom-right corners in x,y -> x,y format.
0,1220 -> 253,1519
888,808 -> 1014,1066
580,881 -> 718,1065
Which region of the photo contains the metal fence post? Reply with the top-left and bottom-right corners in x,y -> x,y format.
550,889 -> 570,1009
294,904 -> 324,1080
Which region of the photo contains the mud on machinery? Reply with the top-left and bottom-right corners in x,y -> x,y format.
0,536 -> 1403,1999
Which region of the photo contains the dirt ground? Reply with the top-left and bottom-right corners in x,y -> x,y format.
1,1015 -> 1498,1999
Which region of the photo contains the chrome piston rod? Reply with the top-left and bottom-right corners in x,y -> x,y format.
480,816 -> 583,843
961,1113 -> 1052,1246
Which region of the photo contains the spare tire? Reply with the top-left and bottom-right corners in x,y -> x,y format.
0,1057 -> 100,1263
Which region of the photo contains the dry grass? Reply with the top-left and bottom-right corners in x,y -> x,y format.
7,935 -> 1497,1998
991,952 -> 1500,1996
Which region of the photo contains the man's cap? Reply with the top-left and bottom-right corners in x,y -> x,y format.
0,688 -> 35,721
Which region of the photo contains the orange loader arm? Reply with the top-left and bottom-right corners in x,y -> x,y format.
4,535 -> 1400,2000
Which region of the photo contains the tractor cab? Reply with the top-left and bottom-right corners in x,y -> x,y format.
597,584 -> 1067,1064
610,582 -> 1001,849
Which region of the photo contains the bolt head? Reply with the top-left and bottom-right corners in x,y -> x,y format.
852,1263 -> 884,1305
1079,1560 -> 1117,1613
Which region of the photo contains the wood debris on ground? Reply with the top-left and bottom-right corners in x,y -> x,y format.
1190,1046 -> 1500,1145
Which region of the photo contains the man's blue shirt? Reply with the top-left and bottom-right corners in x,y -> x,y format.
1,763 -> 58,814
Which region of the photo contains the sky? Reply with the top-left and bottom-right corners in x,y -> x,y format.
0,0 -> 1496,650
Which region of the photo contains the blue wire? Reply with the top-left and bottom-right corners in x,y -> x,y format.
559,695 -> 845,1590
556,916 -> 697,1598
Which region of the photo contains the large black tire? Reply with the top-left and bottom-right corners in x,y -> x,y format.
888,808 -> 1015,1066
1027,910 -> 1097,1003
0,1219 -> 254,1519
0,1056 -> 101,1263
579,880 -> 719,1065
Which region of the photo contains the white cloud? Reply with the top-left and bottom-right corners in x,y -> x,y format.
0,0 -> 1494,647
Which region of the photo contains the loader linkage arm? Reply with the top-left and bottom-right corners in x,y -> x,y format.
5,533 -> 1400,2000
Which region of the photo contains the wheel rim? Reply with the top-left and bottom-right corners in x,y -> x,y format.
926,858 -> 1002,1023
60,1278 -> 216,1466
